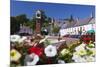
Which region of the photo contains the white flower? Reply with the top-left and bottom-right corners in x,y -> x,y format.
25,53 -> 39,66
72,53 -> 86,63
10,35 -> 20,42
75,46 -> 85,52
74,45 -> 87,56
72,52 -> 81,61
75,43 -> 86,52
60,49 -> 69,56
58,60 -> 65,64
18,36 -> 27,43
44,45 -> 57,57
80,43 -> 86,47
74,57 -> 86,63
10,49 -> 21,62
85,56 -> 95,62
86,47 -> 95,56
77,49 -> 87,56
72,42 -> 96,63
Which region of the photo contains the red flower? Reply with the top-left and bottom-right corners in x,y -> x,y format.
28,46 -> 44,57
83,37 -> 91,44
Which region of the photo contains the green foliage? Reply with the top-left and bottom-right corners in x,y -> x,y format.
87,44 -> 94,48
86,49 -> 93,56
43,39 -> 51,46
52,25 -> 60,35
11,10 -> 52,34
58,49 -> 73,63
10,17 -> 20,34
11,14 -> 29,34
16,14 -> 29,24
25,20 -> 35,31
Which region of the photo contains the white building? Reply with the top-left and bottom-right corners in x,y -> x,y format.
60,15 -> 95,36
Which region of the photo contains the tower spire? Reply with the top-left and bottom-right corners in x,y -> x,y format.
90,12 -> 94,18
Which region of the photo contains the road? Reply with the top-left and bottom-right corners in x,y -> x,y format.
46,36 -> 80,47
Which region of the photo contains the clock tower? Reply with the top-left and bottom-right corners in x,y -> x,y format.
35,10 -> 43,34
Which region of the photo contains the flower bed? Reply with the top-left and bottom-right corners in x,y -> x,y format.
10,35 -> 95,66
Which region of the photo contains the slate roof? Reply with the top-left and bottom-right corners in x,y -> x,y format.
74,17 -> 93,27
18,25 -> 33,35
60,17 -> 95,29
89,18 -> 95,24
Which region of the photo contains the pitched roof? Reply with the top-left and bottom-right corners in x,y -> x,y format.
61,19 -> 77,29
74,17 -> 93,27
18,25 -> 33,34
89,18 -> 95,24
60,17 -> 95,29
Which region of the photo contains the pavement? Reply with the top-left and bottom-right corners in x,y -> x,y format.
46,36 -> 80,48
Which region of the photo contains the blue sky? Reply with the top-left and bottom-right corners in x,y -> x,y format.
10,0 -> 95,19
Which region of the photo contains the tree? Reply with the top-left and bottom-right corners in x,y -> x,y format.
16,14 -> 29,24
52,25 -> 60,36
10,10 -> 52,35
11,14 -> 30,34
69,15 -> 74,22
10,17 -> 20,34
24,20 -> 35,31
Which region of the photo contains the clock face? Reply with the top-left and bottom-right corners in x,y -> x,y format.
36,10 -> 41,19
36,13 -> 41,19
37,14 -> 41,17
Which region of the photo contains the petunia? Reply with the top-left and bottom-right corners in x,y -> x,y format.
72,42 -> 95,63
24,53 -> 39,66
74,57 -> 86,63
85,56 -> 95,62
80,43 -> 86,47
58,60 -> 65,64
10,49 -> 21,62
44,45 -> 57,57
74,45 -> 87,56
72,52 -> 80,60
75,47 -> 87,56
28,47 -> 44,57
10,35 -> 21,42
72,53 -> 86,63
75,43 -> 86,52
75,46 -> 85,52
18,36 -> 27,43
60,49 -> 70,56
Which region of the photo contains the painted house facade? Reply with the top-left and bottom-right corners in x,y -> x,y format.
59,15 -> 95,36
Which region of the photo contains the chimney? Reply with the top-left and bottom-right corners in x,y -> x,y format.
76,17 -> 79,22
20,24 -> 23,29
76,17 -> 80,25
51,18 -> 54,23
